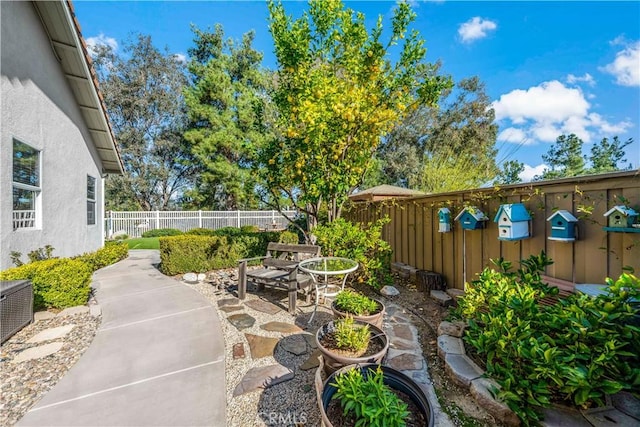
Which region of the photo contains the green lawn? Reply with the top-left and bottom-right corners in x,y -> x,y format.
124,237 -> 160,250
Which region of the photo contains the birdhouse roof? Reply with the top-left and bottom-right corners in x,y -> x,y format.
494,203 -> 531,222
546,210 -> 578,223
438,207 -> 450,214
603,205 -> 638,218
455,207 -> 488,221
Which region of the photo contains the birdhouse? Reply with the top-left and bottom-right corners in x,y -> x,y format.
494,203 -> 531,241
438,208 -> 451,233
547,210 -> 578,241
603,205 -> 638,229
455,206 -> 488,230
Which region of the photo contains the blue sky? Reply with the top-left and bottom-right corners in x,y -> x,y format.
74,1 -> 640,181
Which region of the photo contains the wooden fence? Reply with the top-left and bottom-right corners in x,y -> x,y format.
346,171 -> 640,290
106,210 -> 297,238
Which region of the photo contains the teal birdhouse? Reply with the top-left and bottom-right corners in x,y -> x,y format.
547,210 -> 578,241
438,208 -> 451,233
603,205 -> 639,232
494,203 -> 531,241
455,206 -> 488,230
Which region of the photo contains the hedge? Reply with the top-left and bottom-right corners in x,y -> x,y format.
75,241 -> 129,271
142,228 -> 183,238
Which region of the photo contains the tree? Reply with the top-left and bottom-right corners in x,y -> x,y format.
262,0 -> 451,228
495,160 -> 524,185
539,134 -> 586,180
93,35 -> 196,211
183,25 -> 274,209
589,136 -> 633,173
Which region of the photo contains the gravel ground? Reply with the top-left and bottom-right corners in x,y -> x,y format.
0,311 -> 100,426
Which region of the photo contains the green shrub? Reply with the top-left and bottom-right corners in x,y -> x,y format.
186,228 -> 217,236
240,225 -> 260,233
142,228 -> 183,238
211,226 -> 243,237
458,252 -> 640,424
314,217 -> 393,289
0,259 -> 92,310
113,234 -> 129,240
333,317 -> 371,353
76,241 -> 129,271
278,230 -> 299,244
335,289 -> 380,316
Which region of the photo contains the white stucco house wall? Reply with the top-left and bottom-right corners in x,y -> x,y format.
1,1 -> 123,270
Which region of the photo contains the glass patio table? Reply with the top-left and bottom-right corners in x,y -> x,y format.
298,256 -> 359,324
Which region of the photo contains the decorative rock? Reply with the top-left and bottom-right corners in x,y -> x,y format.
539,404 -> 592,427
444,353 -> 483,387
245,299 -> 281,315
300,349 -> 322,370
446,288 -> 465,300
182,272 -> 198,283
218,298 -> 240,307
387,353 -> 424,371
470,377 -> 520,426
227,313 -> 256,331
430,290 -> 452,306
260,321 -> 303,334
34,311 -> 56,321
89,304 -> 102,317
28,325 -> 75,343
437,335 -> 465,360
232,343 -> 245,359
437,321 -> 466,338
245,334 -> 279,359
392,323 -> 415,341
197,273 -> 206,281
57,306 -> 89,317
582,405 -> 639,426
12,342 -> 64,363
380,285 -> 400,296
233,364 -> 294,396
219,306 -> 244,313
279,334 -> 308,356
611,392 -> 640,420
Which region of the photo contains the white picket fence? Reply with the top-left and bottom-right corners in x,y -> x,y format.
106,210 -> 298,238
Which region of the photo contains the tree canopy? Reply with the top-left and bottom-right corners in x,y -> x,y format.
261,0 -> 452,226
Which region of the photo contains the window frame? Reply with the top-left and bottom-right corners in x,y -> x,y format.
87,175 -> 97,226
12,139 -> 41,230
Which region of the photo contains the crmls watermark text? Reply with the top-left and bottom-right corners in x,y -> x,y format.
257,411 -> 308,426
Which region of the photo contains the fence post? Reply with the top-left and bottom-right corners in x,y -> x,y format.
237,210 -> 241,228
198,210 -> 202,228
155,211 -> 160,230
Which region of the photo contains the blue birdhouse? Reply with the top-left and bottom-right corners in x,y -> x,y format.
547,210 -> 578,241
455,206 -> 488,230
438,208 -> 451,233
603,205 -> 638,229
494,203 -> 531,241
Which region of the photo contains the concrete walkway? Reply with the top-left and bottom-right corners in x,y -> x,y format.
18,250 -> 226,427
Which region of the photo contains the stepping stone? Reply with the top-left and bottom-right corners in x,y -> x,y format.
245,299 -> 281,315
218,298 -> 240,307
470,377 -> 520,427
34,311 -> 56,321
233,364 -> 294,396
437,321 -> 466,338
582,406 -> 639,427
390,337 -> 417,351
387,353 -> 424,371
444,353 -> 484,387
437,335 -> 464,360
300,349 -> 322,370
279,334 -> 308,356
611,392 -> 640,421
227,313 -> 256,331
540,405 -> 592,427
233,343 -> 245,359
12,342 -> 64,363
245,334 -> 279,359
260,321 -> 303,334
57,306 -> 89,317
392,323 -> 415,342
430,290 -> 452,306
219,306 -> 243,313
302,333 -> 317,349
28,325 -> 75,343
380,285 -> 400,296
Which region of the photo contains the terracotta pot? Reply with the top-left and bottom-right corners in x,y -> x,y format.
331,299 -> 385,328
317,363 -> 434,427
315,320 -> 389,375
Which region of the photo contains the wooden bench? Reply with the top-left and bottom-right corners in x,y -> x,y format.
237,243 -> 321,313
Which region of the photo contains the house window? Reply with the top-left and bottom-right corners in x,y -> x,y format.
12,139 -> 40,230
87,175 -> 96,225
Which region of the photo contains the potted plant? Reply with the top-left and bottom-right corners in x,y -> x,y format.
315,316 -> 389,375
317,363 -> 434,427
332,289 -> 385,328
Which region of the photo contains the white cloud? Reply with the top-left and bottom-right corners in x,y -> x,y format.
601,40 -> 640,87
174,53 -> 187,63
567,73 -> 595,86
85,33 -> 118,57
520,164 -> 547,182
493,80 -> 632,144
458,17 -> 497,43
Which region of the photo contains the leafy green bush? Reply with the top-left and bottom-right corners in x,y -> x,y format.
333,317 -> 371,353
278,230 -> 299,244
113,234 -> 129,240
335,289 -> 380,316
331,366 -> 409,427
314,217 -> 392,289
0,259 -> 92,310
185,228 -> 217,236
76,241 -> 129,271
457,252 -> 640,424
142,228 -> 183,238
240,225 -> 260,233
